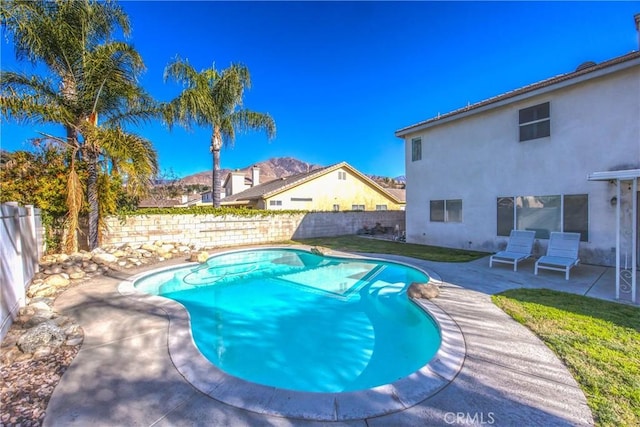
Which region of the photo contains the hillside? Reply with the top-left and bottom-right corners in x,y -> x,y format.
177,157 -> 404,189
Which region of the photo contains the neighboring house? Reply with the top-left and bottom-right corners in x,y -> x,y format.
221,162 -> 405,211
174,193 -> 202,208
137,198 -> 180,208
139,193 -> 202,209
395,48 -> 640,268
200,166 -> 260,204
224,166 -> 260,197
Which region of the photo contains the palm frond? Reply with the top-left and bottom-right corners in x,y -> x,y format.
227,109 -> 276,142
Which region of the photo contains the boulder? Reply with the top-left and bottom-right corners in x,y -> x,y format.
310,246 -> 331,256
42,274 -> 70,288
407,282 -> 440,300
190,251 -> 209,263
92,252 -> 118,265
17,321 -> 66,354
83,262 -> 99,272
44,266 -> 62,275
160,244 -> 175,252
23,302 -> 55,328
69,270 -> 86,280
141,243 -> 157,252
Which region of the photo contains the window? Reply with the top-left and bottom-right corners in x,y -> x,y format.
563,194 -> 589,241
519,102 -> 550,141
446,199 -> 463,222
269,200 -> 282,206
497,194 -> 588,241
517,195 -> 560,239
338,171 -> 346,180
497,197 -> 515,237
291,197 -> 312,202
333,204 -> 340,212
376,204 -> 388,211
351,204 -> 365,211
430,200 -> 445,222
411,137 -> 422,161
430,199 -> 462,222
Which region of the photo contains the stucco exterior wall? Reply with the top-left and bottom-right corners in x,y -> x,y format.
402,64 -> 640,266
101,211 -> 405,248
263,167 -> 404,211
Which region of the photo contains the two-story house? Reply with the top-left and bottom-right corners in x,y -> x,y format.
396,48 -> 639,276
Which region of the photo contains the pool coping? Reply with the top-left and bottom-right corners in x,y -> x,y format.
117,247 -> 466,421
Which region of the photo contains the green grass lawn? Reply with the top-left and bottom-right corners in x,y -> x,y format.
492,289 -> 640,427
292,235 -> 488,262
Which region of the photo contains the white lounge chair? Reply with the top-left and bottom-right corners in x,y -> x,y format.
489,230 -> 536,271
534,232 -> 581,280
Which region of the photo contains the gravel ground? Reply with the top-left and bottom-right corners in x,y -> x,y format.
0,340 -> 79,427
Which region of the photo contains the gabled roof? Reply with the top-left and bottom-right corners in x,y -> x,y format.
221,161 -> 405,205
138,198 -> 179,208
395,51 -> 640,137
385,188 -> 406,203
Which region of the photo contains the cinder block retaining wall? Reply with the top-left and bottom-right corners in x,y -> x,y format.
102,211 -> 406,248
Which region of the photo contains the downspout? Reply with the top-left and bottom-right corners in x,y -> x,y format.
616,179 -> 621,300
632,177 -> 638,303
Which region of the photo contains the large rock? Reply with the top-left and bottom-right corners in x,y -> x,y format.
22,302 -> 55,328
407,282 -> 440,299
92,253 -> 118,264
141,243 -> 157,252
190,251 -> 209,263
69,270 -> 86,280
310,246 -> 331,256
17,321 -> 66,354
42,274 -> 70,288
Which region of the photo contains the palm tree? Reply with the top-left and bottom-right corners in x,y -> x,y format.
1,0 -> 158,251
163,58 -> 276,207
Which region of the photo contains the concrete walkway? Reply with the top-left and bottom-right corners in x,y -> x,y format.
43,247 -> 635,427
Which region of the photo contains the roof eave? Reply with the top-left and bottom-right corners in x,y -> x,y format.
395,54 -> 640,138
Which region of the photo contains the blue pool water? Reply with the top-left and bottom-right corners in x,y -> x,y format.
134,248 -> 441,392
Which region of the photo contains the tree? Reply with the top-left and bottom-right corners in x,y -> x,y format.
163,58 -> 275,207
0,146 -> 78,252
1,0 -> 158,251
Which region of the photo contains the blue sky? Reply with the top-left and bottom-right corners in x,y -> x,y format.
1,1 -> 638,179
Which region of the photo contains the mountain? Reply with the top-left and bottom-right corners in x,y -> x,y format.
176,157 -> 322,187
175,157 -> 404,189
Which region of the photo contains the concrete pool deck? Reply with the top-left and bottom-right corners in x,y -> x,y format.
44,245 -> 637,426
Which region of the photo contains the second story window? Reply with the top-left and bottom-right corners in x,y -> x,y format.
411,137 -> 422,161
338,171 -> 346,180
519,102 -> 550,141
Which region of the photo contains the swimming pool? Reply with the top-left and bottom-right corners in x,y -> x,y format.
134,248 -> 441,393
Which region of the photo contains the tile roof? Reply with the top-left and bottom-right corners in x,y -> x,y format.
385,188 -> 406,203
395,51 -> 640,136
137,198 -> 179,208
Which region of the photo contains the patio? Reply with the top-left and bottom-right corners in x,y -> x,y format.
43,248 -> 637,426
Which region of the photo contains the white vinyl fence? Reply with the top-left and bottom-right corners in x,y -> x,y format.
1,202 -> 44,340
